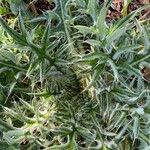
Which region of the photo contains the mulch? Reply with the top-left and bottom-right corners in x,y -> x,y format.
105,0 -> 150,21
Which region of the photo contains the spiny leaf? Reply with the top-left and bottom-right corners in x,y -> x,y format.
112,4 -> 150,32
114,121 -> 131,143
41,23 -> 51,51
19,97 -> 34,113
96,1 -> 109,38
3,106 -> 35,123
107,59 -> 119,82
136,20 -> 150,54
87,0 -> 97,22
74,25 -> 97,34
133,116 -> 139,141
113,45 -> 143,60
84,39 -> 102,47
76,51 -> 107,62
18,10 -> 27,36
106,27 -> 126,44
76,126 -> 96,141
0,17 -> 27,45
0,119 -> 15,130
82,64 -> 104,92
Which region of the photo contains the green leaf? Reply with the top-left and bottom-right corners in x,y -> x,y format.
74,25 -> 97,34
67,136 -> 78,150
76,51 -> 107,62
0,119 -> 15,130
25,32 -> 41,55
107,59 -> 119,82
76,0 -> 86,8
6,81 -> 17,102
0,6 -> 8,15
19,98 -> 34,113
114,121 -> 131,143
0,61 -> 26,72
52,127 -> 72,135
26,17 -> 46,23
0,17 -> 27,45
112,12 -> 135,32
5,129 -> 25,138
106,27 -> 126,44
82,64 -> 104,91
0,50 -> 16,63
11,0 -> 21,4
41,23 -> 51,51
133,116 -> 139,141
18,10 -> 27,36
76,126 -> 95,141
84,39 -> 102,47
96,1 -> 108,37
112,4 -> 150,32
135,107 -> 145,115
89,140 -> 102,149
119,63 -> 141,76
3,106 -> 35,123
113,45 -> 143,60
0,141 -> 10,149
87,0 -> 97,21
136,20 -> 150,54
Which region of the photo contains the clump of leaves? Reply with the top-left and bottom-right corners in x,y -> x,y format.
0,0 -> 150,149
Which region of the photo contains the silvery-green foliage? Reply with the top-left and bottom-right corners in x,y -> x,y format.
0,0 -> 150,149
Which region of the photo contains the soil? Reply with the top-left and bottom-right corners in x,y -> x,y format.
28,0 -> 150,19
105,0 -> 150,21
29,0 -> 56,15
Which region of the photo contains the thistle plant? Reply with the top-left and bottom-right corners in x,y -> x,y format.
0,0 -> 150,150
